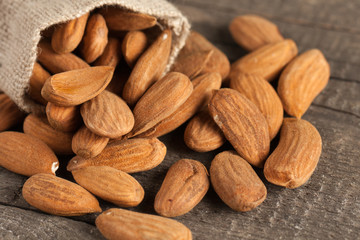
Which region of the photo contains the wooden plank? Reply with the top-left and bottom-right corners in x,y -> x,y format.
176,0 -> 360,33
0,205 -> 104,240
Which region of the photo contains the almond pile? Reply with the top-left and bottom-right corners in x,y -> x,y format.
0,10 -> 329,240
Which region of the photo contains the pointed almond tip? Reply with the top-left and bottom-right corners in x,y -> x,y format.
94,205 -> 102,213
67,157 -> 81,172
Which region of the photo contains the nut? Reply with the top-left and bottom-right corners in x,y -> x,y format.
72,166 -> 144,207
210,151 -> 267,211
0,131 -> 58,176
208,88 -> 270,167
230,39 -> 298,81
264,118 -> 322,188
22,173 -> 101,216
96,208 -> 192,240
229,14 -> 284,51
277,49 -> 330,118
67,137 -> 166,173
154,159 -> 209,217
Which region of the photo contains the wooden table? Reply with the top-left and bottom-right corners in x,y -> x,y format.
1,0 -> 359,239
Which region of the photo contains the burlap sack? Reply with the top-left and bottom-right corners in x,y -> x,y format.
0,0 -> 190,113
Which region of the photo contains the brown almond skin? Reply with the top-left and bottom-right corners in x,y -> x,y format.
0,132 -> 59,176
278,49 -> 330,119
101,8 -> 157,31
96,208 -> 192,240
41,66 -> 114,107
67,137 -> 166,173
138,72 -> 222,138
51,12 -> 89,54
28,62 -> 50,105
46,102 -> 81,132
264,118 -> 322,189
37,40 -> 89,74
184,110 -> 226,152
182,31 -> 230,80
122,29 -> 172,106
93,37 -> 121,68
129,72 -> 193,138
229,15 -> 284,51
122,30 -> 147,68
23,114 -> 73,155
208,88 -> 270,167
81,14 -> 108,63
210,151 -> 267,211
171,50 -> 214,79
72,126 -> 109,158
154,159 -> 209,217
0,94 -> 25,131
230,39 -> 298,81
230,73 -> 283,140
80,90 -> 134,138
72,166 -> 144,207
22,173 -> 101,216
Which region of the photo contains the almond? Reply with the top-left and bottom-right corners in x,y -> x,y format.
67,137 -> 166,173
208,88 -> 270,167
154,159 -> 209,217
264,118 -> 322,188
210,151 -> 267,211
184,110 -> 226,152
80,13 -> 109,63
28,62 -> 50,105
96,208 -> 192,240
80,90 -> 134,139
72,166 -> 144,207
101,8 -> 157,31
0,94 -> 25,131
229,15 -> 284,51
277,49 -> 330,119
23,114 -> 73,155
122,30 -> 147,68
138,72 -> 221,138
122,29 -> 172,106
93,37 -> 121,68
230,73 -> 283,140
171,50 -> 214,79
22,173 -> 101,216
129,72 -> 193,137
0,131 -> 58,176
37,40 -> 89,74
46,102 -> 81,132
230,39 -> 298,81
51,12 -> 89,54
182,31 -> 230,80
41,66 -> 114,106
72,126 -> 109,158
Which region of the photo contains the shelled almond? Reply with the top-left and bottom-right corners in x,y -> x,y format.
154,159 -> 209,217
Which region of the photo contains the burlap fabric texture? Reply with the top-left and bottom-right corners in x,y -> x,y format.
0,0 -> 190,113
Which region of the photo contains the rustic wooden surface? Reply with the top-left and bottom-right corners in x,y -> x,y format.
1,0 -> 360,239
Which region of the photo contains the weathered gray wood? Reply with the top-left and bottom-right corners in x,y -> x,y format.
1,0 -> 360,239
0,205 -> 104,240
